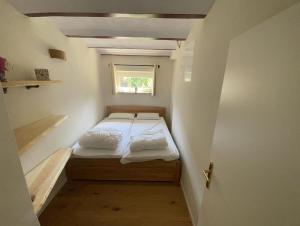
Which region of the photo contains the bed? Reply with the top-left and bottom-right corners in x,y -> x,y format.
66,105 -> 181,184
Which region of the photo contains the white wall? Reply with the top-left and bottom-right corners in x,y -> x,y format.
0,93 -> 39,225
101,55 -> 173,122
0,0 -> 104,176
170,0 -> 300,224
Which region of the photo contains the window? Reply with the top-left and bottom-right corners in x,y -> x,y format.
181,41 -> 195,82
112,64 -> 156,95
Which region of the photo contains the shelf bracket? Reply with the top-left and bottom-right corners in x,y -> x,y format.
26,85 -> 40,90
2,85 -> 40,94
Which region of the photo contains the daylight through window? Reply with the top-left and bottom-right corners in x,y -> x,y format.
113,64 -> 156,95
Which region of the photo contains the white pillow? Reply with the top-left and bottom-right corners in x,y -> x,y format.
108,112 -> 135,119
79,130 -> 122,150
136,113 -> 160,120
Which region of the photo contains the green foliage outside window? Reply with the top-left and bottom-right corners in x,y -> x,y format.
123,77 -> 151,89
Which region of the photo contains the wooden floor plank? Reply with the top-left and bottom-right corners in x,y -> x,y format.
39,181 -> 192,226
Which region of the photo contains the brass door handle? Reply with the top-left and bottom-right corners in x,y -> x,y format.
202,162 -> 213,189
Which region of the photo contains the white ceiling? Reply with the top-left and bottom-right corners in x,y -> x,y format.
48,17 -> 198,39
83,38 -> 177,49
43,16 -> 195,57
97,48 -> 172,57
8,0 -> 215,56
8,0 -> 215,15
82,38 -> 178,57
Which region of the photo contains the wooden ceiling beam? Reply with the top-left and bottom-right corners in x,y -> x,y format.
66,35 -> 186,41
88,47 -> 176,50
25,12 -> 206,19
100,54 -> 170,57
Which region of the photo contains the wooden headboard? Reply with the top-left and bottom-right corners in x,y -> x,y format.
106,105 -> 166,119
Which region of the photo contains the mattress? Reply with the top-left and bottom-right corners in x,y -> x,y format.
72,118 -> 133,158
121,118 -> 180,164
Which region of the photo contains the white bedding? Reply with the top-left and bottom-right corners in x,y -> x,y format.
72,117 -> 180,163
129,130 -> 168,152
121,118 -> 180,164
72,118 -> 133,158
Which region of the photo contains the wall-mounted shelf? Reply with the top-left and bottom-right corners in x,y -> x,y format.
1,80 -> 63,94
25,148 -> 71,215
14,115 -> 68,155
49,49 -> 66,60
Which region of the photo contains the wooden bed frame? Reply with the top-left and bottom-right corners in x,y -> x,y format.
66,105 -> 181,184
66,159 -> 181,184
106,105 -> 166,118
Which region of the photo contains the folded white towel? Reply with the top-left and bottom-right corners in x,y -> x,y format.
79,129 -> 122,150
129,130 -> 168,152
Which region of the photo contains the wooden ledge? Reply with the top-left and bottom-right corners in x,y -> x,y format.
1,80 -> 62,88
14,115 -> 68,155
25,149 -> 72,215
1,80 -> 62,93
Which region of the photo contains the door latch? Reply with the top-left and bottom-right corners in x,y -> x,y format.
202,162 -> 214,189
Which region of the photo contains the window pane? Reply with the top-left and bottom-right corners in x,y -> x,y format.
113,65 -> 155,94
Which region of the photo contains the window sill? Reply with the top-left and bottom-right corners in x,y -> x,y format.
115,92 -> 154,96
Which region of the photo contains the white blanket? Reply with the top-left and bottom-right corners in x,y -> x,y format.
72,118 -> 133,158
79,129 -> 122,150
129,130 -> 168,152
121,118 -> 179,164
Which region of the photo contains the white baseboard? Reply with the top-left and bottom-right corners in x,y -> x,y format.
181,180 -> 197,226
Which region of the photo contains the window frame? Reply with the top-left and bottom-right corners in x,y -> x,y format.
112,64 -> 157,96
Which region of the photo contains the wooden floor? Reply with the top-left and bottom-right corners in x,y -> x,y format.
39,181 -> 192,226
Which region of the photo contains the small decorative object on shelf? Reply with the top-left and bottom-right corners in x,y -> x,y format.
35,68 -> 50,81
0,56 -> 10,82
49,49 -> 66,60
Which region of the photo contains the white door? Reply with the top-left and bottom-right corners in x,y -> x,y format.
198,3 -> 300,226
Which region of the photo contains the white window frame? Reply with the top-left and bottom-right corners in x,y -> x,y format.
181,41 -> 195,82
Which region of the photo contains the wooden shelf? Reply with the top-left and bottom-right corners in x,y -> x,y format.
1,80 -> 62,93
14,115 -> 68,155
1,80 -> 62,88
25,149 -> 72,215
